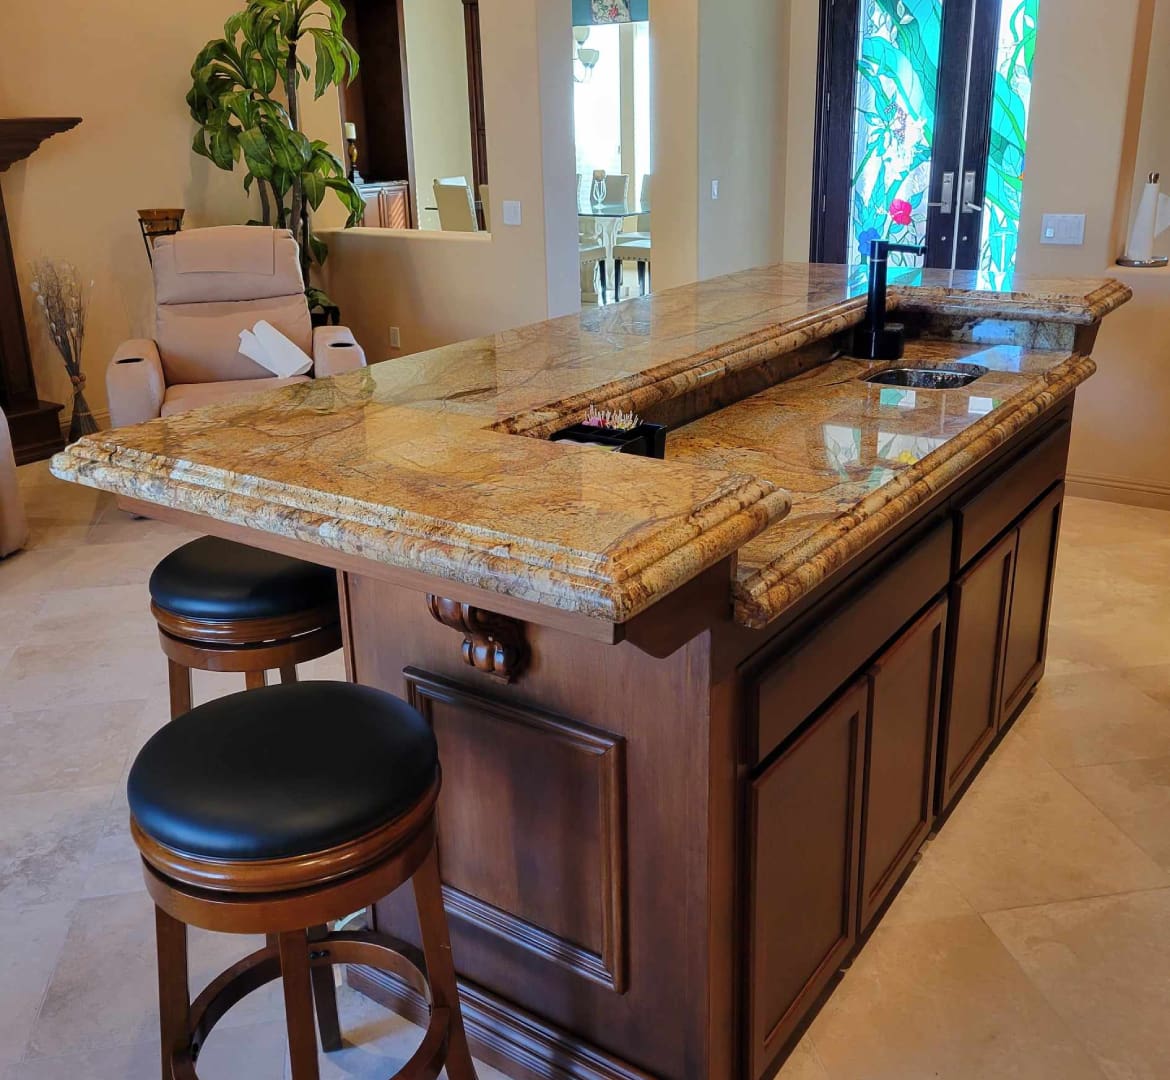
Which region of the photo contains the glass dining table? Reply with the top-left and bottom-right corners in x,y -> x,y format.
579,200 -> 650,301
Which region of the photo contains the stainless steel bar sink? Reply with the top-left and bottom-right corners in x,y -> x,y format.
863,363 -> 988,390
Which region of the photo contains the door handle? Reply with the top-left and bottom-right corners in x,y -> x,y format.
928,171 -> 955,214
960,170 -> 982,214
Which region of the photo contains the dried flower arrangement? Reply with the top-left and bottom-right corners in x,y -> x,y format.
581,405 -> 642,432
29,259 -> 97,442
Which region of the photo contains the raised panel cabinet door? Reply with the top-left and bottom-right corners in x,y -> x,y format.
938,529 -> 1017,813
748,680 -> 868,1080
1001,484 -> 1064,722
379,184 -> 411,229
859,597 -> 948,932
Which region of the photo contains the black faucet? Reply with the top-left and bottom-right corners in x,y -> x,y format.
852,238 -> 927,361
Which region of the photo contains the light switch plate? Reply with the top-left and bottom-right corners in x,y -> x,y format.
502,200 -> 522,226
711,179 -> 720,200
1040,213 -> 1086,245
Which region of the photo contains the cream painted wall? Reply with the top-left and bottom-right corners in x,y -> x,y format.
320,0 -> 579,361
780,0 -> 819,263
0,0 -> 346,425
1016,0 -> 1144,276
696,0 -> 786,280
402,0 -> 476,232
1124,0 -> 1170,259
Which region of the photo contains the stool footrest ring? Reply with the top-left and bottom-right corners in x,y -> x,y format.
173,930 -> 449,1080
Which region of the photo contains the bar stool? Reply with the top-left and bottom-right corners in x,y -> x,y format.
127,680 -> 478,1080
148,537 -> 342,719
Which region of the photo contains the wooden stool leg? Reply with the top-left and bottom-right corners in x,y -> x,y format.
278,930 -> 321,1080
167,660 -> 193,721
279,665 -> 299,684
155,906 -> 189,1080
413,845 -> 477,1080
244,670 -> 268,691
307,924 -> 342,1052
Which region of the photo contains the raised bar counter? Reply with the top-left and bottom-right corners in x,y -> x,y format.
52,263 -> 1130,1080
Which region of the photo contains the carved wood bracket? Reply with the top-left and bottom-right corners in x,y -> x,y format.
426,595 -> 530,682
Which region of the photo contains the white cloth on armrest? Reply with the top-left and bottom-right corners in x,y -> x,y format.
238,319 -> 313,378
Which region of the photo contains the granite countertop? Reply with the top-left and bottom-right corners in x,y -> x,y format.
51,262 -> 1129,629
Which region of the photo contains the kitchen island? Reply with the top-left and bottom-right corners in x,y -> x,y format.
53,263 -> 1129,1080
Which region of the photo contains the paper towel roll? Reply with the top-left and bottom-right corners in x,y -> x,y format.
1125,180 -> 1170,262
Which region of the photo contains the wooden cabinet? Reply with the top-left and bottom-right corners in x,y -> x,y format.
748,681 -> 868,1079
359,180 -> 412,229
938,528 -> 1017,812
859,598 -> 947,931
1001,484 -> 1064,719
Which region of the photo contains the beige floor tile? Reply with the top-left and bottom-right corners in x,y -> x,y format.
773,1037 -> 830,1080
986,889 -> 1170,1080
6,1020 -> 288,1080
0,903 -> 74,1067
2,636 -> 169,712
26,583 -> 156,646
28,892 -> 284,1059
1003,669 -> 1170,770
0,701 -> 145,797
1119,662 -> 1170,711
927,762 -> 1168,912
0,786 -> 114,912
878,847 -> 976,927
1063,756 -> 1170,871
807,914 -> 1105,1080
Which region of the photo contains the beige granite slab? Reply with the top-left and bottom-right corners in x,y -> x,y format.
51,262 -> 1129,627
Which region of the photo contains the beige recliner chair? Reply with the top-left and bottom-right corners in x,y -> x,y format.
107,226 -> 366,427
0,406 -> 29,557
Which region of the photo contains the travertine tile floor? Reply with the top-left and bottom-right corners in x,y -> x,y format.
3,461 -> 1170,1079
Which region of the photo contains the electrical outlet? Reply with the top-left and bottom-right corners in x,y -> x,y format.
1040,213 -> 1086,246
389,326 -> 401,349
711,179 -> 720,200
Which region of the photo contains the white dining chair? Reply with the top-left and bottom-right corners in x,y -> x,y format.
613,234 -> 651,298
479,183 -> 491,231
433,178 -> 479,232
620,174 -> 652,242
579,235 -> 608,303
604,174 -> 630,207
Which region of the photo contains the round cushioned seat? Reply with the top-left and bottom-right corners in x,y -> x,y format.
128,682 -> 438,861
149,536 -> 339,623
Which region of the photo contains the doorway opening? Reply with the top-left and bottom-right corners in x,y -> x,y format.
811,0 -> 1038,279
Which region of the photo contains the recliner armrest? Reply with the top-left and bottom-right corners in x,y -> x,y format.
107,339 -> 165,428
313,325 -> 367,377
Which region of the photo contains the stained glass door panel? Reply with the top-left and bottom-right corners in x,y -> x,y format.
814,0 -> 1038,276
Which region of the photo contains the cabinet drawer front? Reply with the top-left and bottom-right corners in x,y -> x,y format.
748,681 -> 868,1079
956,421 -> 1069,568
753,521 -> 951,764
860,598 -> 947,931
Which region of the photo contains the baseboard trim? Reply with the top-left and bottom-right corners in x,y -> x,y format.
1066,470 -> 1170,510
348,965 -> 653,1080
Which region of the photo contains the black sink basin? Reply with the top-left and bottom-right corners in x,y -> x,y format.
864,363 -> 988,390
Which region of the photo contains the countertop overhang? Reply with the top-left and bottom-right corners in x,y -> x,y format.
51,262 -> 1130,629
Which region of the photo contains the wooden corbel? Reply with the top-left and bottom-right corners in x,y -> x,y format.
426,595 -> 530,682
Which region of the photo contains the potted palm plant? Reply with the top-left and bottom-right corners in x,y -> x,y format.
186,0 -> 364,318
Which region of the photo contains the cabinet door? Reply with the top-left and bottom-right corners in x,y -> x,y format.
859,598 -> 947,932
938,529 -> 1017,813
1001,484 -> 1064,722
379,185 -> 411,229
748,681 -> 868,1079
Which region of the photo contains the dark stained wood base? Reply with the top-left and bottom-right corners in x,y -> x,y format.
5,398 -> 64,464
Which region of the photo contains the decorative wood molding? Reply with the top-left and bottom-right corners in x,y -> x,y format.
0,117 -> 81,172
405,669 -> 628,992
426,594 -> 530,682
350,966 -> 654,1080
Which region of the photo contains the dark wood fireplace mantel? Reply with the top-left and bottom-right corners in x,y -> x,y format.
0,117 -> 81,464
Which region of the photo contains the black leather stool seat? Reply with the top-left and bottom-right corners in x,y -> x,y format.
149,537 -> 339,623
127,682 -> 438,861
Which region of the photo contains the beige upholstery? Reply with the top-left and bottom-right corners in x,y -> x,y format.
160,377 -> 311,418
433,178 -> 479,232
0,406 -> 28,558
106,226 -> 366,428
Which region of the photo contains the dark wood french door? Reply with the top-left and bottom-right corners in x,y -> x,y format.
811,0 -> 1003,270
